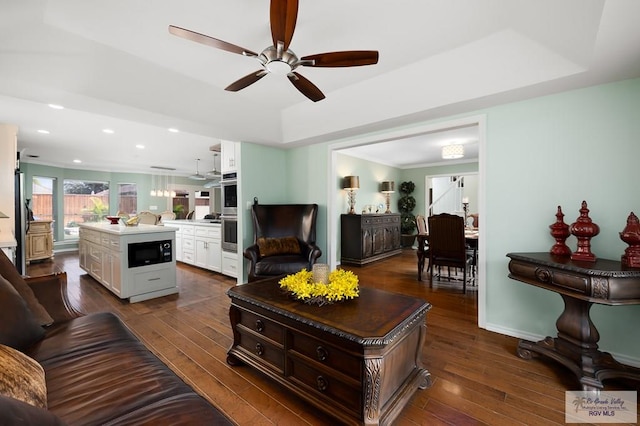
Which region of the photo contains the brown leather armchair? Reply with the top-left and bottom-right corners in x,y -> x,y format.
244,203 -> 322,282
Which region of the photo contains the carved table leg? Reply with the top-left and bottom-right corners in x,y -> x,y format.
226,304 -> 244,366
517,294 -> 640,390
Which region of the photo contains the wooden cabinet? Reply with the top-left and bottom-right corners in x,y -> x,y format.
26,220 -> 53,263
227,278 -> 432,425
341,214 -> 401,265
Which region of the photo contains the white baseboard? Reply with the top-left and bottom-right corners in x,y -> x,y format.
485,322 -> 640,368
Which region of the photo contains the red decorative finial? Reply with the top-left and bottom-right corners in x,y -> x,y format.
620,212 -> 640,268
549,206 -> 571,256
570,200 -> 599,262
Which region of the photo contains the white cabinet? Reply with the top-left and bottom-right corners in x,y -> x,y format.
101,235 -> 122,295
222,251 -> 238,278
221,140 -> 239,173
181,224 -> 195,264
194,226 -> 221,272
164,220 -> 229,276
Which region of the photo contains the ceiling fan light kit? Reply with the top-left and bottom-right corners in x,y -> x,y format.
169,0 -> 379,102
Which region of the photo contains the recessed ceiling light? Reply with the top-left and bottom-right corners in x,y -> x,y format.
168,128 -> 179,133
73,159 -> 82,163
135,144 -> 145,149
103,129 -> 115,134
48,104 -> 64,110
37,129 -> 50,134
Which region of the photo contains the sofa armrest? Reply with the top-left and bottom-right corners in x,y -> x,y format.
25,272 -> 83,323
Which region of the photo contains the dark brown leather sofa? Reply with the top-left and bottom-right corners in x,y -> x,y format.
0,250 -> 232,425
243,203 -> 322,282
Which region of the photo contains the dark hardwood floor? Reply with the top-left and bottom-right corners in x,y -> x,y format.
27,250 -> 638,425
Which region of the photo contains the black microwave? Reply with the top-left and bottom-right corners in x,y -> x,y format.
128,240 -> 172,268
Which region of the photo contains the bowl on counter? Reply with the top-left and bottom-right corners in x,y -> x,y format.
106,216 -> 121,225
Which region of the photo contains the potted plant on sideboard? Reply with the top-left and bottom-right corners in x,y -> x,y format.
398,181 -> 417,247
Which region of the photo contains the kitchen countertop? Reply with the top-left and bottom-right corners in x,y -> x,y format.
163,219 -> 221,226
79,222 -> 177,235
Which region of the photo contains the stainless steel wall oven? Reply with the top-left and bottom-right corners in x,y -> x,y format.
221,217 -> 237,252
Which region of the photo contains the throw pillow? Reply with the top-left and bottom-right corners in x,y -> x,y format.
0,344 -> 47,408
257,236 -> 301,258
0,275 -> 45,351
0,250 -> 53,326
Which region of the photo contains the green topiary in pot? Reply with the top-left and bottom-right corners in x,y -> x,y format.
397,181 -> 417,246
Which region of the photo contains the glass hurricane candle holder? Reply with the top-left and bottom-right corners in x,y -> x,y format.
312,263 -> 330,284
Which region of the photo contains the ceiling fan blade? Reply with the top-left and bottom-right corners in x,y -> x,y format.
168,25 -> 258,57
301,51 -> 379,67
225,70 -> 268,92
270,0 -> 298,52
287,72 -> 325,102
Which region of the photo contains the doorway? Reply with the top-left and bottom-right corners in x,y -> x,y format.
328,114 -> 487,328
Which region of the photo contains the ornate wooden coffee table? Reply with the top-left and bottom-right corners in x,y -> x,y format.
226,277 -> 432,425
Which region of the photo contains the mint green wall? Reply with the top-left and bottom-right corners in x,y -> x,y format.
21,163 -> 202,246
484,78 -> 640,358
238,143 -> 288,282
286,143 -> 329,265
239,77 -> 640,361
336,153 -> 402,215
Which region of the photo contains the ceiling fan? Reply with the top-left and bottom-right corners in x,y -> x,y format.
168,0 -> 379,102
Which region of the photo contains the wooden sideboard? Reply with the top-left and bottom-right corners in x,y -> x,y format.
26,220 -> 53,264
227,278 -> 432,425
341,214 -> 402,266
507,252 -> 640,390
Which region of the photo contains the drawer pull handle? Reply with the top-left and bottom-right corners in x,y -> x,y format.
255,319 -> 265,332
535,268 -> 551,283
255,343 -> 264,356
316,346 -> 328,362
316,375 -> 328,392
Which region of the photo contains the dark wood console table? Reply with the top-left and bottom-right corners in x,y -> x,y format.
341,214 -> 402,266
226,277 -> 431,425
507,252 -> 640,390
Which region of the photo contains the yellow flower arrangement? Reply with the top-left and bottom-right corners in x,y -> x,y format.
279,268 -> 359,306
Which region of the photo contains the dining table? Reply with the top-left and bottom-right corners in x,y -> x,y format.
417,228 -> 479,281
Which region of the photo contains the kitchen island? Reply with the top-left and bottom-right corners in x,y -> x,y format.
79,222 -> 177,302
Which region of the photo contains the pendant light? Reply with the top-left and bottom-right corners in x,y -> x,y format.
189,158 -> 206,180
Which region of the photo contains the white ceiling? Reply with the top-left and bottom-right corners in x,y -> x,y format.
1,0 -> 639,175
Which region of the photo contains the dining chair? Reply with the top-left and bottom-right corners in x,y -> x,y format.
137,211 -> 159,225
428,213 -> 472,293
159,210 -> 176,222
415,215 -> 431,279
